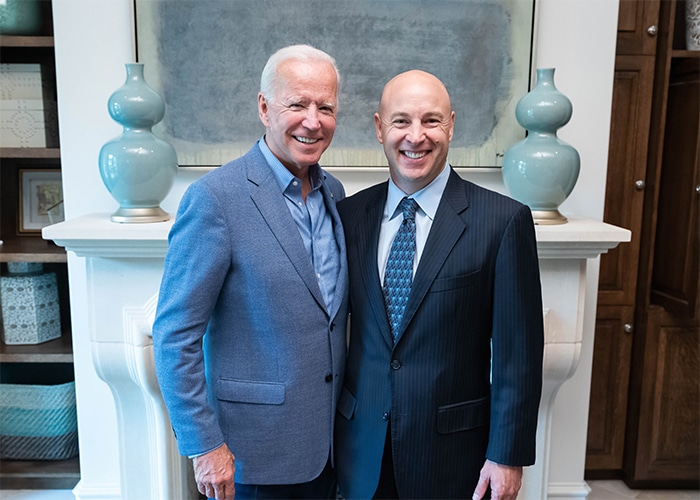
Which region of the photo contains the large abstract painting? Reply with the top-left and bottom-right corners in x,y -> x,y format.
134,0 -> 536,167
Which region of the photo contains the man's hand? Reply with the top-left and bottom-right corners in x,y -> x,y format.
472,459 -> 523,500
193,444 -> 236,500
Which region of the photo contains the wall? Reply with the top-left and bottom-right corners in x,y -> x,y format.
51,0 -> 619,497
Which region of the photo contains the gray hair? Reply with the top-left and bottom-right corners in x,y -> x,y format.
260,44 -> 341,103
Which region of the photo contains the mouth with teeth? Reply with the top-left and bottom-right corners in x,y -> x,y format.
294,136 -> 320,144
402,150 -> 428,159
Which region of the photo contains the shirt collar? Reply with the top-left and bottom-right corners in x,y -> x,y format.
386,161 -> 450,221
257,136 -> 324,192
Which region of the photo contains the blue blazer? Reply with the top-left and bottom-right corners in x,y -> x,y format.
152,145 -> 349,485
335,168 -> 544,499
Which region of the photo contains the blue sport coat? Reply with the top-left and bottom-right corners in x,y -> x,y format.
335,168 -> 544,499
152,145 -> 349,485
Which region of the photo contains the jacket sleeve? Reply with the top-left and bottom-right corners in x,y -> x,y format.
486,204 -> 544,466
151,179 -> 230,457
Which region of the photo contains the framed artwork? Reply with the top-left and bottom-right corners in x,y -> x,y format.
19,169 -> 64,233
134,0 -> 536,168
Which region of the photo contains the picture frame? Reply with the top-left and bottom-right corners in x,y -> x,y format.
19,169 -> 64,233
133,0 -> 536,168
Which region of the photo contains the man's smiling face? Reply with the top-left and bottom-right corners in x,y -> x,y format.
375,70 -> 455,195
258,58 -> 338,173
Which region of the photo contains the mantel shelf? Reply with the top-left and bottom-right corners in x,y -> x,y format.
43,213 -> 631,260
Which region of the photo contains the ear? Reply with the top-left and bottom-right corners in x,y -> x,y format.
448,111 -> 455,142
258,93 -> 270,127
374,113 -> 384,144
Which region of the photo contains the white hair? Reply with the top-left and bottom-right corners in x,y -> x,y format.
260,44 -> 341,103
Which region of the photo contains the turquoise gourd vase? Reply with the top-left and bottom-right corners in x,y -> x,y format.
502,68 -> 580,224
98,63 -> 177,223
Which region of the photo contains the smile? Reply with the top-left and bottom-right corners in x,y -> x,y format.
402,150 -> 428,159
294,136 -> 320,144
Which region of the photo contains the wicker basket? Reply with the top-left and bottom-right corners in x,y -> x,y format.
0,381 -> 78,460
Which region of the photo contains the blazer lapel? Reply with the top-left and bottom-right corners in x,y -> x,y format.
356,183 -> 395,348
395,169 -> 468,343
246,158 -> 327,313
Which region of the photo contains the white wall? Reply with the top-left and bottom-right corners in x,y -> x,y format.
52,0 -> 619,497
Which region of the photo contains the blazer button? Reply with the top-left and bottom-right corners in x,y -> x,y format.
325,373 -> 333,382
382,411 -> 390,421
390,359 -> 401,370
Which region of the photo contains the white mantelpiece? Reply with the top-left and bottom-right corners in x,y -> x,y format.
44,214 -> 629,500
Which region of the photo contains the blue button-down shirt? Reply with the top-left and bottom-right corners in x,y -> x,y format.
258,138 -> 340,311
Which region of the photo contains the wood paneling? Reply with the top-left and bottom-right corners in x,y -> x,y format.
616,0 -> 661,56
586,306 -> 635,472
597,55 -> 655,306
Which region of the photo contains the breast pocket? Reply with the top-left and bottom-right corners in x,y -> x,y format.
430,270 -> 481,293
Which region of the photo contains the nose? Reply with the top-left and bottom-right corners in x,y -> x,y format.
406,122 -> 425,143
302,106 -> 321,130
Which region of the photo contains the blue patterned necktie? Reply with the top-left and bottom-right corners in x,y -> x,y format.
383,197 -> 419,342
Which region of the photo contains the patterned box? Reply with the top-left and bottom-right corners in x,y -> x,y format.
1,270 -> 61,345
0,63 -> 46,148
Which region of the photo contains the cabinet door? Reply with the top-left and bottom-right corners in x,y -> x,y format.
616,0 -> 660,55
586,305 -> 635,473
598,55 -> 655,306
650,59 -> 700,320
624,306 -> 700,486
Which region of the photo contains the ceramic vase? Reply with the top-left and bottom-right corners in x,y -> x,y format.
98,63 -> 177,223
687,0 -> 700,50
502,68 -> 580,225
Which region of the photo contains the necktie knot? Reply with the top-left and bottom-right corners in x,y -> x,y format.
400,197 -> 418,222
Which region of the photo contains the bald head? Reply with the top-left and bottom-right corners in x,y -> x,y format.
378,70 -> 452,115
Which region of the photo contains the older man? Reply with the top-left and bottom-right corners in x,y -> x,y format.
152,45 -> 348,500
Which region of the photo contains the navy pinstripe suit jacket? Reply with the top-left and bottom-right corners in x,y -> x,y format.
335,168 -> 544,499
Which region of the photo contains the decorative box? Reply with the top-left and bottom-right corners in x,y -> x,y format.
1,264 -> 61,345
0,381 -> 79,460
0,63 -> 46,148
0,0 -> 42,36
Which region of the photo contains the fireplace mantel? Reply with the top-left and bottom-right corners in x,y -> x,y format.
44,213 -> 630,499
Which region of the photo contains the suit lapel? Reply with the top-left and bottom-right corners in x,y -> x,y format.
355,184 -> 395,348
395,169 -> 469,343
246,155 -> 327,313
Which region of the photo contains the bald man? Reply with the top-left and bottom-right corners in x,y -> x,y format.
334,70 -> 544,500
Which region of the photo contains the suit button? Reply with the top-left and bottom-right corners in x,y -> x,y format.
382,411 -> 389,421
325,373 -> 333,382
330,323 -> 335,331
391,359 -> 401,370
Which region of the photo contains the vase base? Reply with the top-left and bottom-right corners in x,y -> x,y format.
531,209 -> 568,225
111,206 -> 170,223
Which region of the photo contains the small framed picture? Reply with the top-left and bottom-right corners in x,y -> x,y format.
19,169 -> 64,233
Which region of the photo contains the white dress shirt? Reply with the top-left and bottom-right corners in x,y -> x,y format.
377,163 -> 450,283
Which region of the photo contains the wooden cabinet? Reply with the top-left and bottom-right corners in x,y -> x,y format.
0,2 -> 80,490
587,0 -> 700,489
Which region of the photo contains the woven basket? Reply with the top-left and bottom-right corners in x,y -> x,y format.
0,381 -> 78,460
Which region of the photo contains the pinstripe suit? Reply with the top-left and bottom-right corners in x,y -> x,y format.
335,168 -> 544,499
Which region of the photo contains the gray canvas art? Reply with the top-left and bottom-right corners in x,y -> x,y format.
135,0 -> 535,167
